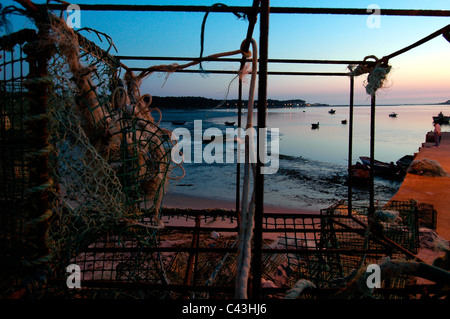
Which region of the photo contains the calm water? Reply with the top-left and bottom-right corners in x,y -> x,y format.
212,104 -> 450,165
160,104 -> 450,211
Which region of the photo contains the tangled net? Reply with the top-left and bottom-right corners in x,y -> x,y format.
407,159 -> 447,177
38,11 -> 183,270
349,55 -> 391,96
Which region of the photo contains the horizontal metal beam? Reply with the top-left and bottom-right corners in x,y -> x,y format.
162,225 -> 362,234
270,7 -> 450,17
115,55 -> 372,65
81,246 -> 388,255
45,4 -> 450,17
129,67 -> 348,76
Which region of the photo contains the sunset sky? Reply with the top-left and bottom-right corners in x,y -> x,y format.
4,0 -> 450,105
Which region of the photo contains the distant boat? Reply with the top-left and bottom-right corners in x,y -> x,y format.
172,121 -> 186,125
389,112 -> 397,117
328,109 -> 336,114
341,119 -> 347,124
311,122 -> 319,129
224,121 -> 235,126
433,111 -> 450,124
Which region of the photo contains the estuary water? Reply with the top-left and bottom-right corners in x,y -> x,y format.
159,104 -> 450,211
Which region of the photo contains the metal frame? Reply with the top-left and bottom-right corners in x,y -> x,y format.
2,0 -> 450,299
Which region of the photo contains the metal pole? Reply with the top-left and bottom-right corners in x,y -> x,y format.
369,94 -> 376,216
252,0 -> 269,300
236,79 -> 242,223
236,0 -> 259,229
347,74 -> 354,216
45,3 -> 450,17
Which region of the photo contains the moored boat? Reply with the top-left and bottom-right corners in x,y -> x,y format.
396,154 -> 414,175
224,121 -> 235,126
349,162 -> 370,182
328,109 -> 336,114
433,111 -> 450,124
389,112 -> 397,117
311,122 -> 319,129
359,156 -> 402,179
341,119 -> 347,124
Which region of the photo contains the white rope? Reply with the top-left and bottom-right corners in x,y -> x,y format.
235,38 -> 258,299
284,279 -> 316,299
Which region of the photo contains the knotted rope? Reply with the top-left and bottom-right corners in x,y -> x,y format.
349,55 -> 391,96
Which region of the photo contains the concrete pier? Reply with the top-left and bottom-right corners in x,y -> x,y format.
390,132 -> 450,241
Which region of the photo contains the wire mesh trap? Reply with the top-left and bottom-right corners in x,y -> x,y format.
1,1 -> 450,300
40,204 -> 430,299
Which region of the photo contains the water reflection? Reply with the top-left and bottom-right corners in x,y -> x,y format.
214,104 -> 450,166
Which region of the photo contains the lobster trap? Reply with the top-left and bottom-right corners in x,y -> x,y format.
0,5 -> 177,299
1,1 -> 450,300
41,202 -> 422,299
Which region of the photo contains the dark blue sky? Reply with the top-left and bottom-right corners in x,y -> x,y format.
3,0 -> 450,104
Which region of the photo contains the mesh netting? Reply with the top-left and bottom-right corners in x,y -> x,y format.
44,22 -> 178,274
0,9 -> 181,297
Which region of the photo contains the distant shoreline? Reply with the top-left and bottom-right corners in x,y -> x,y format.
151,96 -> 449,109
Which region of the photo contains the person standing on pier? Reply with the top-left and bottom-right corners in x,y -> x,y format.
433,122 -> 442,147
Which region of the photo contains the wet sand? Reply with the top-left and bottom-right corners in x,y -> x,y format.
163,192 -> 320,215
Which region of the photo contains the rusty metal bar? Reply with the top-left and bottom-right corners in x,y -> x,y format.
369,94 -> 376,217
161,209 -> 360,219
21,25 -> 52,287
80,246 -> 391,255
127,68 -> 348,76
163,225 -> 364,234
45,3 -> 450,17
183,214 -> 201,287
347,74 -> 354,216
383,24 -> 450,61
252,0 -> 269,300
116,55 -> 373,65
236,78 -> 242,222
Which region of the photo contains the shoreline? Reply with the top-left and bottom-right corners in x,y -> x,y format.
163,192 -> 321,215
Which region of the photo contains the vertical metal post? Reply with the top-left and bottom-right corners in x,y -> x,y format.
369,94 -> 376,216
183,214 -> 201,290
252,0 -> 269,300
347,74 -> 354,216
236,79 -> 242,224
19,24 -> 52,297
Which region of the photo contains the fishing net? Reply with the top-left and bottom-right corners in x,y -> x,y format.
45,16 -> 181,272
0,6 -> 182,297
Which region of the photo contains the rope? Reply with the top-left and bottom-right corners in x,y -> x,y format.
348,55 -> 391,96
284,279 -> 316,299
133,48 -> 245,83
235,37 -> 257,299
199,3 -> 246,74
